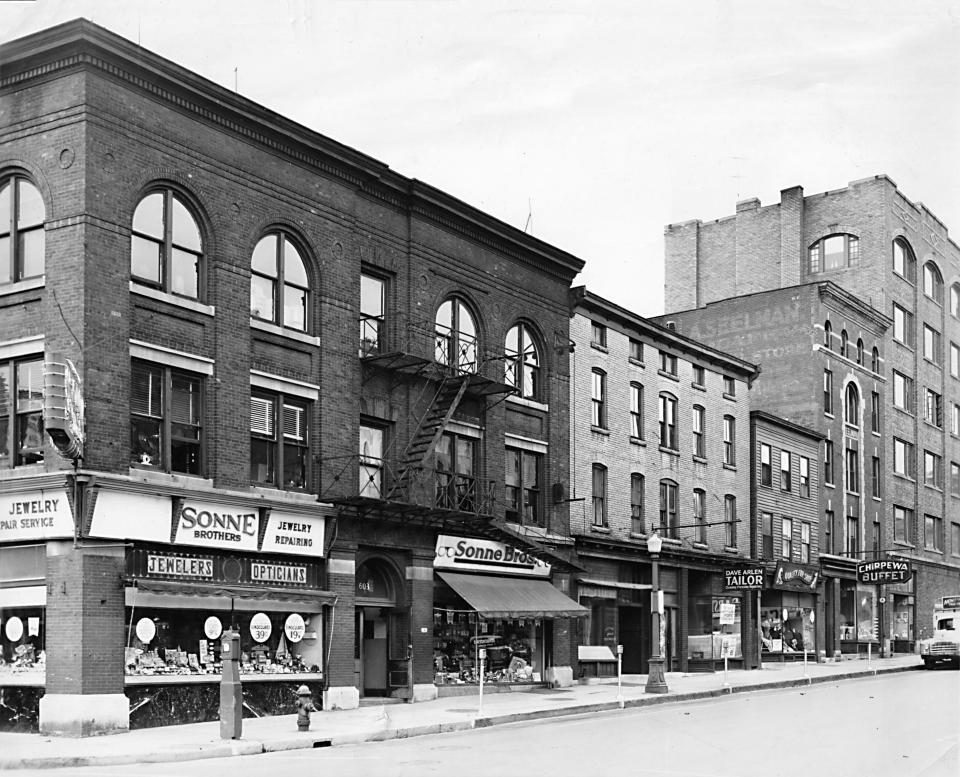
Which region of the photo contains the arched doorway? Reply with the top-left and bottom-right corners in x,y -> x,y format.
355,558 -> 403,697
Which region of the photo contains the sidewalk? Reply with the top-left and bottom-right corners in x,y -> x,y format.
0,655 -> 921,770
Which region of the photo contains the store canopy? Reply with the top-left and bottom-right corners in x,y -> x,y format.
125,579 -> 335,612
437,571 -> 587,619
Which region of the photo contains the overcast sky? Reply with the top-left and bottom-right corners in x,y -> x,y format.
3,0 -> 959,316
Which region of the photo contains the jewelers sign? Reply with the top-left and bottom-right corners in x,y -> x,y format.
0,490 -> 73,541
173,500 -> 259,551
857,560 -> 912,584
434,534 -> 550,577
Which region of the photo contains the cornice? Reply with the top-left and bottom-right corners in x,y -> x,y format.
1,19 -> 585,284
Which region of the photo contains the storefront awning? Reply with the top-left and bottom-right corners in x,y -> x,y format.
125,579 -> 335,612
437,571 -> 588,619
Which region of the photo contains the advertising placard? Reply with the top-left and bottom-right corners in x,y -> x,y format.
260,511 -> 325,557
434,534 -> 550,577
724,567 -> 765,591
173,500 -> 259,551
0,489 -> 73,542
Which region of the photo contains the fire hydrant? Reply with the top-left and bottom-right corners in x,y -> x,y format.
295,685 -> 317,731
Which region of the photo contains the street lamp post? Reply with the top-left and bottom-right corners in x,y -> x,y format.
645,531 -> 669,694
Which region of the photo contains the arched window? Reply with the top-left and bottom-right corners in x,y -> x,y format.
871,346 -> 880,373
823,320 -> 832,349
435,297 -> 477,373
1,175 -> 45,284
892,238 -> 916,283
840,330 -> 848,358
250,231 -> 310,331
951,284 -> 960,319
658,392 -> 678,450
845,383 -> 860,428
808,234 -> 859,273
505,322 -> 540,399
922,261 -> 943,303
856,338 -> 864,365
131,188 -> 202,298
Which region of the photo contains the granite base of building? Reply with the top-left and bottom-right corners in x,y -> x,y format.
39,693 -> 130,737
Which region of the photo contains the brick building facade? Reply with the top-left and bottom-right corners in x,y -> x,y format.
663,175 -> 957,651
569,289 -> 759,674
0,20 -> 585,735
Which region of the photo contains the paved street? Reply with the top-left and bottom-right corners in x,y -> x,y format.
13,671 -> 957,777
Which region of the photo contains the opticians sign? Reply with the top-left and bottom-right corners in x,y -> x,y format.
434,534 -> 551,577
0,490 -> 73,542
173,500 -> 259,551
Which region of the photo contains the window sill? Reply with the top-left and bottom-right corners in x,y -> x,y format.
872,496 -> 882,502
692,455 -> 707,464
658,445 -> 680,457
0,276 -> 44,297
248,485 -> 319,504
506,395 -> 549,412
893,472 -> 916,484
590,524 -> 611,534
872,431 -> 881,438
722,463 -> 737,472
824,412 -> 835,420
130,282 -> 215,316
922,420 -> 944,433
628,357 -> 645,368
127,468 -> 215,490
923,484 -> 943,494
893,540 -> 915,549
723,547 -> 741,555
722,392 -> 736,401
629,532 -> 648,541
0,464 -> 47,480
892,406 -> 914,419
251,318 -> 321,346
922,357 -> 942,370
692,542 -> 709,551
923,547 -> 945,556
590,425 -> 610,437
657,370 -> 679,382
590,342 -> 609,354
629,436 -> 646,447
692,382 -> 706,392
823,481 -> 835,489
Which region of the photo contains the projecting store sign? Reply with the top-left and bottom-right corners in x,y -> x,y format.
724,567 -> 765,591
434,534 -> 551,577
773,561 -> 819,591
856,559 -> 912,584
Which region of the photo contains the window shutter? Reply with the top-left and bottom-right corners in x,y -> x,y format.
283,403 -> 304,441
250,396 -> 274,436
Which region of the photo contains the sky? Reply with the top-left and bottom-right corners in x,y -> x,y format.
3,0 -> 959,316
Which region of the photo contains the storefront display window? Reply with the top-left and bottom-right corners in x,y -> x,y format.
124,607 -> 322,677
0,607 -> 44,676
687,596 -> 742,661
432,608 -> 542,684
840,581 -> 877,641
891,595 -> 914,644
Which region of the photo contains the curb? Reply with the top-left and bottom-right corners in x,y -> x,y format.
0,664 -> 921,770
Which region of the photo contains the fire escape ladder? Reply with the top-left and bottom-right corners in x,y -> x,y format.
386,375 -> 470,501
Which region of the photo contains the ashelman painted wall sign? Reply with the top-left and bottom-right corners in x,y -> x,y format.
434,534 -> 551,577
0,489 -> 73,542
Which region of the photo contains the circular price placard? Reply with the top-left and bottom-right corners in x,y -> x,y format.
249,612 -> 272,643
284,613 -> 306,643
204,616 -> 223,640
135,617 -> 156,644
5,616 -> 24,642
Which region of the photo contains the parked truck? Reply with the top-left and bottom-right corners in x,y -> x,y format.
918,596 -> 960,669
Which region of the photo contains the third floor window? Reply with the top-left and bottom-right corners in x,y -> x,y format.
131,189 -> 201,298
360,273 -> 386,357
1,175 -> 45,285
251,232 -> 309,331
505,323 -> 541,400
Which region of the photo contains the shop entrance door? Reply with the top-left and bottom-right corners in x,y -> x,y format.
359,607 -> 389,696
618,606 -> 644,673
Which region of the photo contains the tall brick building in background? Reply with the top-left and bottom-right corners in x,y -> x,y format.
662,176 -> 960,654
0,19 -> 585,735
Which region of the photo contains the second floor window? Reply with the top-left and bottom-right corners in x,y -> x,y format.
592,464 -> 607,527
845,447 -> 859,493
506,447 -> 542,526
1,175 -> 45,284
251,232 -> 309,331
0,356 -> 44,468
824,440 -> 834,485
130,362 -> 202,475
591,369 -> 607,428
894,505 -> 914,543
131,189 -> 202,298
631,472 -> 644,534
360,273 -> 385,357
659,480 -> 678,539
659,393 -> 678,450
505,323 -> 541,400
724,495 -> 737,547
359,423 -> 384,498
250,393 -> 309,490
800,522 -> 811,563
436,432 -> 478,512
924,514 -> 943,552
436,298 -> 478,373
693,488 -> 706,543
761,512 -> 773,559
782,517 -> 793,559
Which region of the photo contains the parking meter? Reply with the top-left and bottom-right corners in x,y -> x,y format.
219,630 -> 242,739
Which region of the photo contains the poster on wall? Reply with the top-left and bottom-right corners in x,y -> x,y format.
0,489 -> 73,542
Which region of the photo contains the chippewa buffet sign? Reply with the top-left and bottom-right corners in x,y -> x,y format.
856,559 -> 912,584
772,561 -> 819,591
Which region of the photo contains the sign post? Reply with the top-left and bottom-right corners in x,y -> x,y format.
616,644 -> 624,708
478,648 -> 486,717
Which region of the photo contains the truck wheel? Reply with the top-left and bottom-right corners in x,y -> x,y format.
923,658 -> 934,670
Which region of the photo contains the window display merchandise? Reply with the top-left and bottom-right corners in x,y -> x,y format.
0,608 -> 44,678
687,596 -> 742,661
433,609 -> 542,684
124,608 -> 321,677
